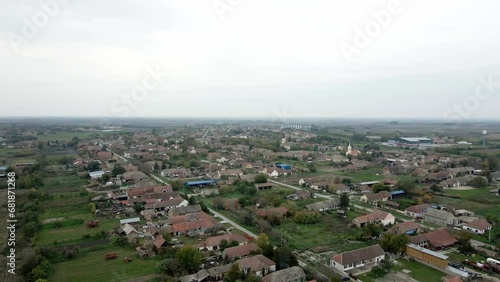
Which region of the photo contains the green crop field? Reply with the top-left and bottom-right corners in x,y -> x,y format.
37,216 -> 120,245
51,246 -> 161,282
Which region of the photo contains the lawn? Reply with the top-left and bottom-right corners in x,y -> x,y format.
51,246 -> 161,282
394,258 -> 445,282
37,216 -> 120,245
360,258 -> 446,282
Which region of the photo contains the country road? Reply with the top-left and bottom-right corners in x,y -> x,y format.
208,208 -> 257,239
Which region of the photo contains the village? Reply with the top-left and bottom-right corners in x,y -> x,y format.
1,121 -> 500,282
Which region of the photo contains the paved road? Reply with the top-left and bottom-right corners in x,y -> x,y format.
208,208 -> 257,239
150,174 -> 169,185
106,148 -> 128,162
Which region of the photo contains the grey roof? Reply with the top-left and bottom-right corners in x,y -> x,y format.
179,269 -> 209,282
424,208 -> 455,220
206,264 -> 233,276
306,199 -> 339,211
171,204 -> 202,216
262,266 -> 305,282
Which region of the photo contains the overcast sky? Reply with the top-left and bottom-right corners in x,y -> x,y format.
1,0 -> 499,120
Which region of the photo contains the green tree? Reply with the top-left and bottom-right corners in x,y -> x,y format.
225,263 -> 243,282
256,233 -> 271,249
172,180 -> 184,191
339,193 -> 350,209
274,245 -> 298,270
176,245 -> 202,274
397,177 -> 416,193
372,183 -> 390,193
111,164 -> 126,177
254,174 -> 268,184
87,161 -> 101,171
380,233 -> 410,254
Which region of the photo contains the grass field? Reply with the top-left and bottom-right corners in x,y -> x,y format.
437,188 -> 500,217
37,216 -> 119,245
35,132 -> 100,142
51,246 -> 161,282
42,174 -> 88,193
360,258 -> 445,282
40,194 -> 91,219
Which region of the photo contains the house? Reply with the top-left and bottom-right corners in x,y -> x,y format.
203,233 -> 249,251
262,266 -> 306,282
463,219 -> 492,235
331,184 -> 350,195
206,264 -> 233,281
305,199 -> 340,212
97,151 -> 112,160
330,244 -> 385,272
222,243 -> 260,262
424,208 -> 458,227
123,171 -> 149,182
359,185 -> 372,194
388,221 -> 421,235
353,210 -> 395,228
360,191 -> 391,205
169,212 -> 220,237
179,270 -> 209,282
405,204 -> 430,219
236,255 -> 276,277
287,190 -> 311,200
169,204 -> 202,217
410,229 -> 457,250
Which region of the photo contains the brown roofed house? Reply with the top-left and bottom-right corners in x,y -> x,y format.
330,244 -> 385,272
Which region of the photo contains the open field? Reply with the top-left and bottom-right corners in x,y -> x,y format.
35,131 -> 114,142
51,246 -> 161,282
360,258 -> 445,282
40,194 -> 92,219
42,174 -> 88,193
436,188 -> 500,217
38,215 -> 119,245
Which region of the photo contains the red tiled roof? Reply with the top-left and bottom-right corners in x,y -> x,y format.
465,219 -> 492,231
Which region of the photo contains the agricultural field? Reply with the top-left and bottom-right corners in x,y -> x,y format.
436,188 -> 500,217
42,174 -> 88,193
51,246 -> 161,282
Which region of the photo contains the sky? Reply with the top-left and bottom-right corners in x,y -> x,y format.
0,0 -> 499,120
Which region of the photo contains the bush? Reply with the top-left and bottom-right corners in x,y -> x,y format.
293,211 -> 321,224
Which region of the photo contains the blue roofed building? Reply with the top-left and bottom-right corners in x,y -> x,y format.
184,179 -> 216,188
276,164 -> 292,170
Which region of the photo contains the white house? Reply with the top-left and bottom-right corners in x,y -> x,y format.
463,219 -> 492,235
331,245 -> 385,272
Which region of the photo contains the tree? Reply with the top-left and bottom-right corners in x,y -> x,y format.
225,263 -> 243,282
339,193 -> 350,209
256,233 -> 271,249
341,178 -> 352,185
274,245 -> 298,270
333,176 -> 341,184
176,245 -> 202,274
111,164 -> 126,177
171,180 -> 184,191
254,174 -> 268,184
457,231 -> 474,254
87,161 -> 101,171
158,258 -> 182,277
429,184 -> 443,193
100,173 -> 111,183
397,177 -> 416,193
380,233 -> 410,254
88,203 -> 97,215
307,163 -> 317,173
470,177 -> 488,188
372,183 -> 390,193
